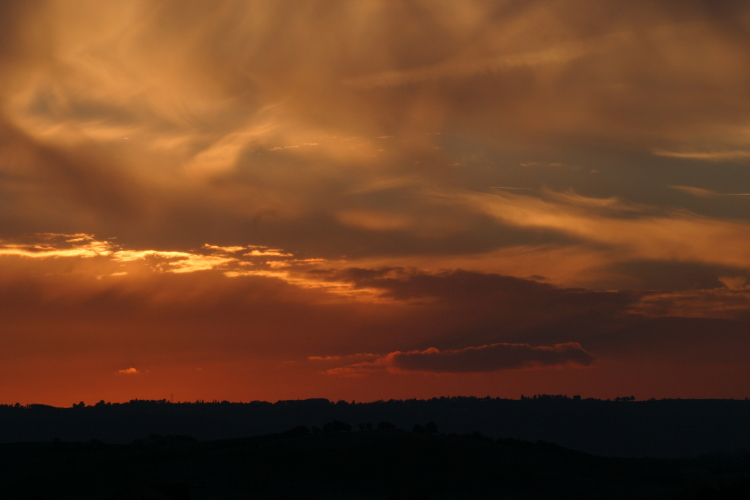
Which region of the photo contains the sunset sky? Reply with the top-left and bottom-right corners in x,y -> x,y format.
2,0 -> 750,406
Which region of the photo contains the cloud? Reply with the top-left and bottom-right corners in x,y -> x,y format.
0,233 -> 314,280
462,189 -> 750,270
669,185 -> 750,198
3,1 -> 750,403
0,231 -> 749,402
0,246 -> 631,365
0,233 -> 112,258
1,0 -> 750,278
319,267 -> 564,302
116,367 -> 139,375
719,276 -> 747,290
343,33 -> 629,87
654,150 -> 750,161
629,287 -> 750,320
669,185 -> 718,197
335,211 -> 413,231
519,162 -> 564,168
327,342 -> 594,375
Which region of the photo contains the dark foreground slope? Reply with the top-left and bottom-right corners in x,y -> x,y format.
2,429 -> 750,500
3,397 -> 750,458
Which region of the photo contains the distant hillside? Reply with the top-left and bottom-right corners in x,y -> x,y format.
2,396 -> 750,458
2,427 -> 750,499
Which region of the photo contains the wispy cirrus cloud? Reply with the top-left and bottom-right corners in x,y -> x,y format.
669,185 -> 719,197
461,189 -> 750,270
344,33 -> 629,88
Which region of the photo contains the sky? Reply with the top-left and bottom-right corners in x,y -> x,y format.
2,0 -> 750,406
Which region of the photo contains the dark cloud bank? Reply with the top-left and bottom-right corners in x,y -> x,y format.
388,342 -> 594,373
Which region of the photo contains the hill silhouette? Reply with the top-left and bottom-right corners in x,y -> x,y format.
3,425 -> 750,499
3,396 -> 750,458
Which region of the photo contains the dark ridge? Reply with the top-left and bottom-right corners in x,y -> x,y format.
2,396 -> 750,458
2,426 -> 750,499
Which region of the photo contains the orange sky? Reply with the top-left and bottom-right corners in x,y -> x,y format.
2,1 -> 750,406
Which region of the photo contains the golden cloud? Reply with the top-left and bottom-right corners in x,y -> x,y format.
462,189 -> 750,270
